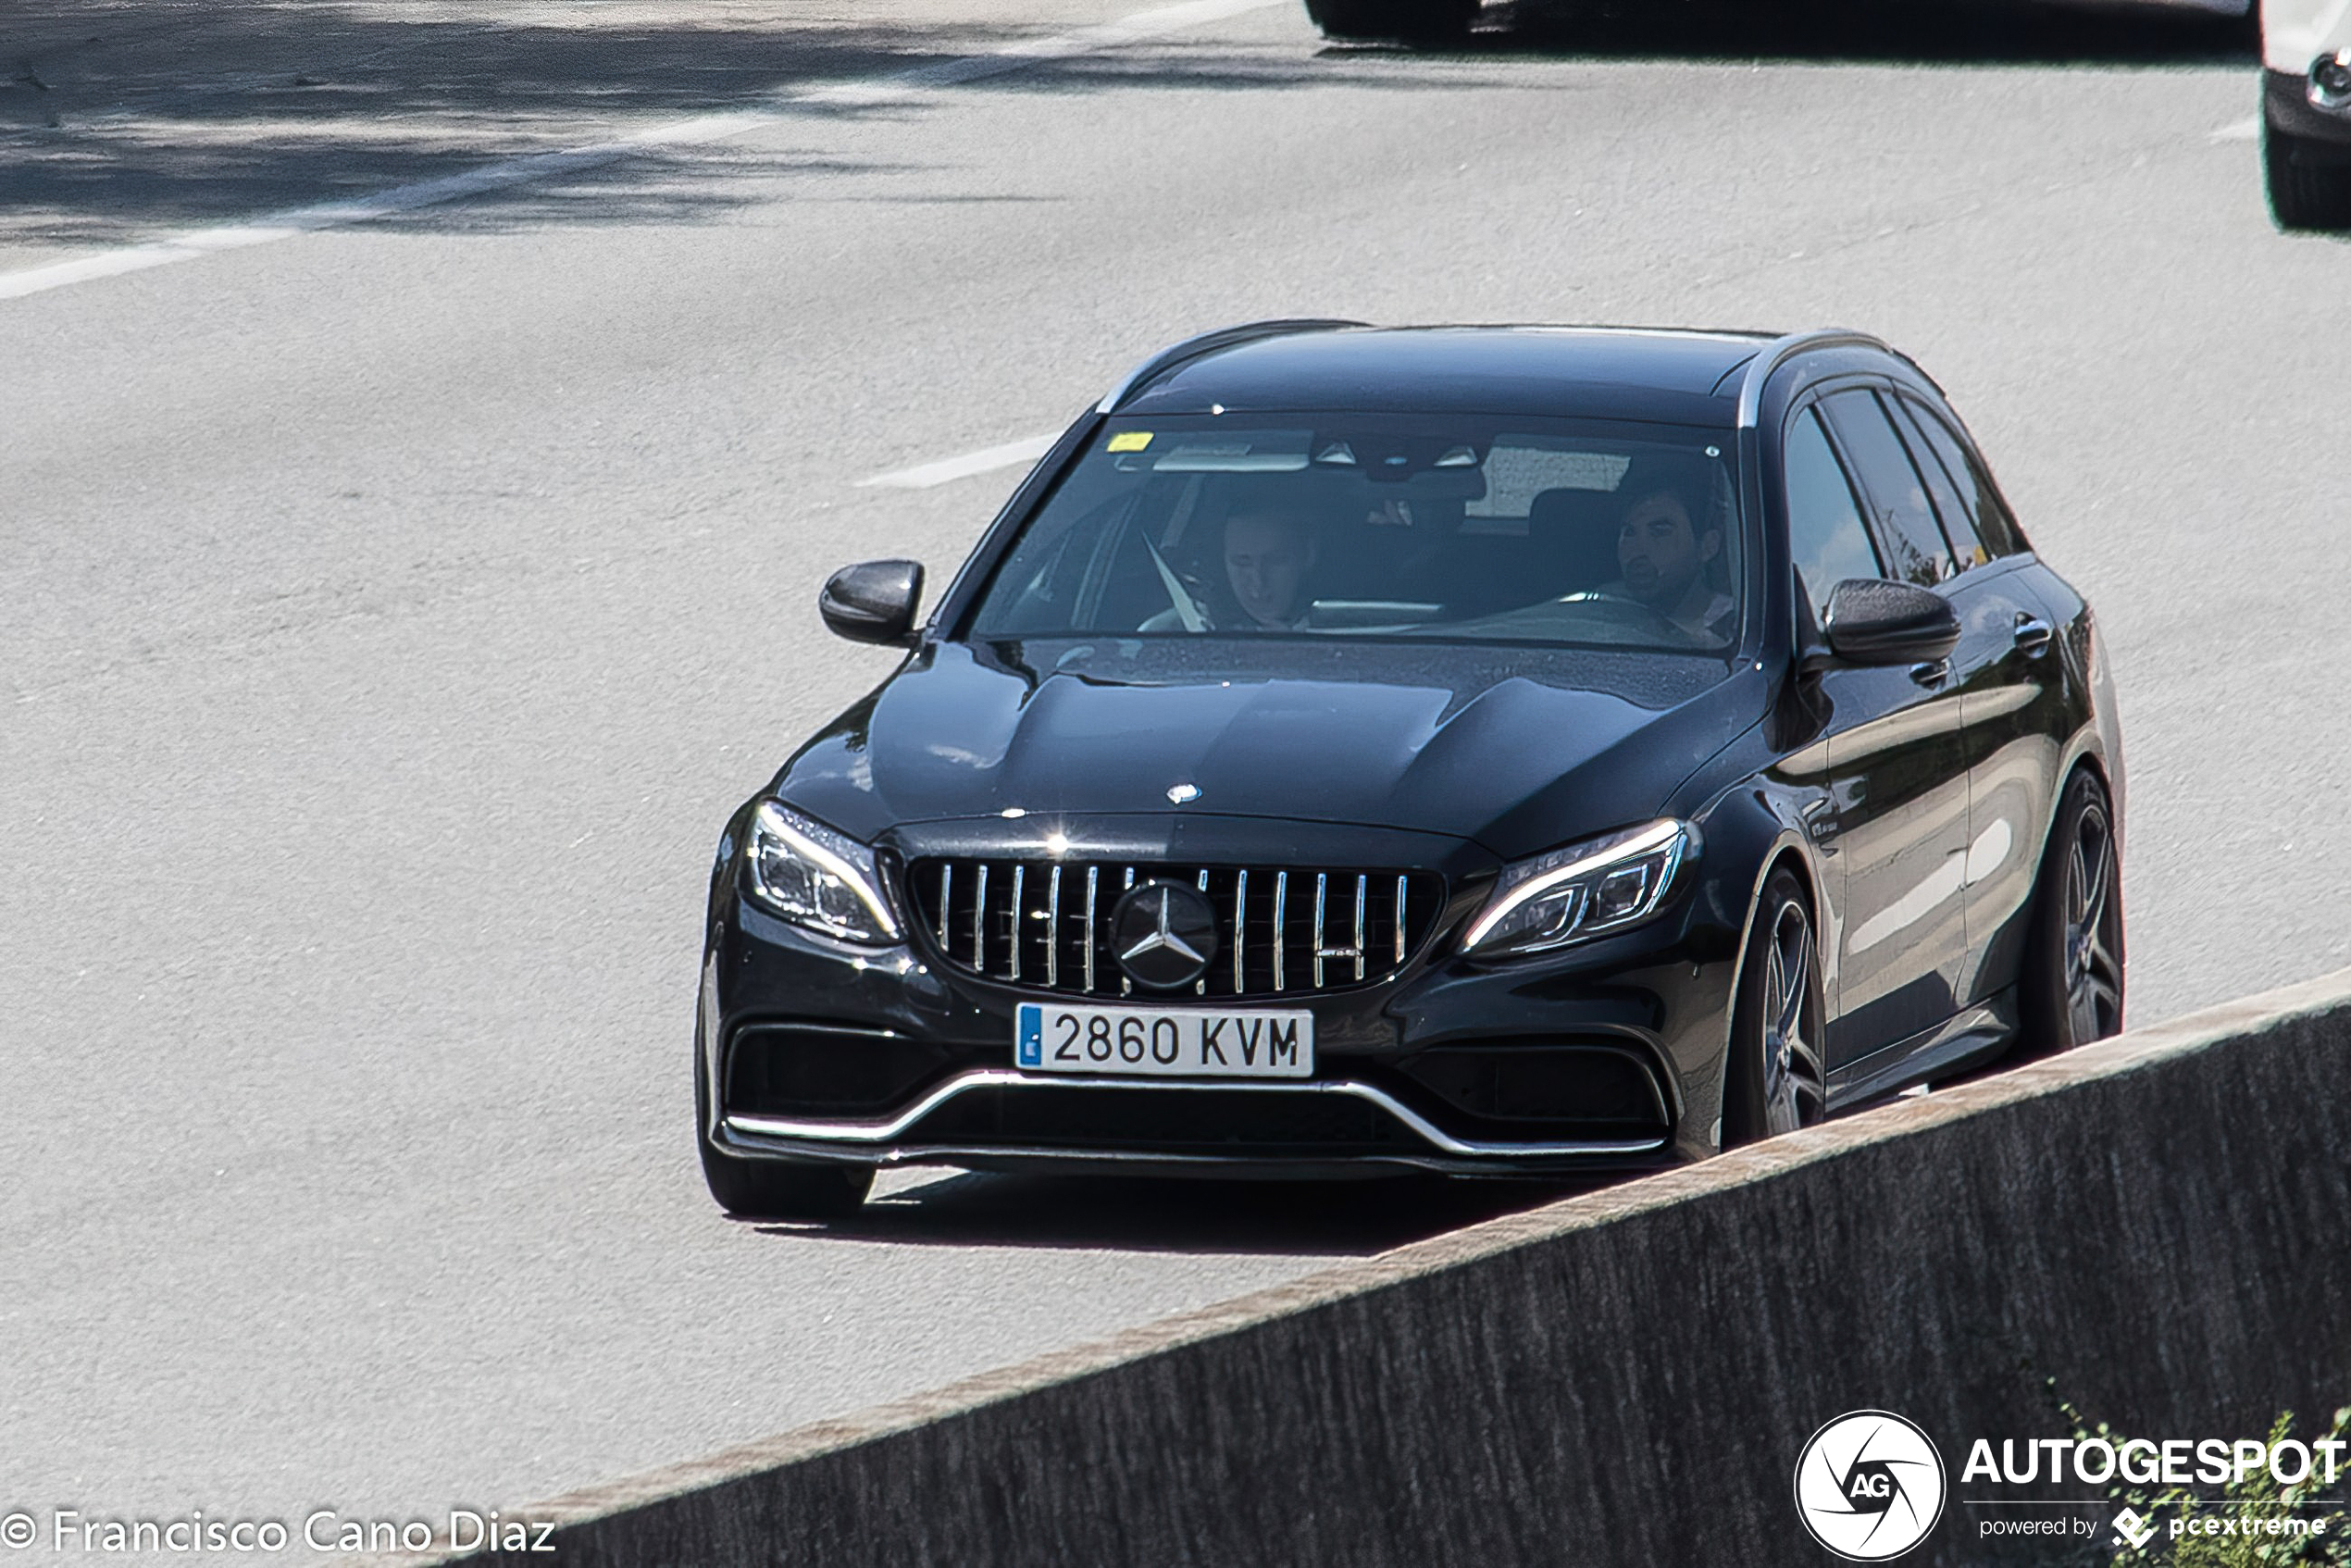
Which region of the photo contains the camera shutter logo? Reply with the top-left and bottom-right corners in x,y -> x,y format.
1793,1410 -> 1947,1561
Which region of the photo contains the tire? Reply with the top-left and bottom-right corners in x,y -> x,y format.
2265,119 -> 2351,232
2015,770 -> 2124,1059
1722,866 -> 1828,1148
694,1033 -> 874,1219
1304,0 -> 1477,44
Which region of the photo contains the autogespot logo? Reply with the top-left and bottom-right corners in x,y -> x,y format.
1794,1410 -> 1949,1561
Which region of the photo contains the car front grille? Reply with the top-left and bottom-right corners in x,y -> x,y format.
903,858 -> 1447,999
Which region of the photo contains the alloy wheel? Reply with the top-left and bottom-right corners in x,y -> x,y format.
1759,899 -> 1827,1135
2064,800 -> 2123,1045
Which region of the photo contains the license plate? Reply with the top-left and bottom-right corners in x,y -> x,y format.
1014,1002 -> 1313,1079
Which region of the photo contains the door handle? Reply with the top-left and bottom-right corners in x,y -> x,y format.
1909,658 -> 1950,687
2012,614 -> 2055,656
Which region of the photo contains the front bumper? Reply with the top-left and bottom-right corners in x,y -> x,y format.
720,1069 -> 1673,1179
2268,65 -> 2351,148
699,831 -> 1744,1178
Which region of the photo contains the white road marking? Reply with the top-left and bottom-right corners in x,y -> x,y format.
0,0 -> 1287,305
858,432 -> 1058,490
2209,116 -> 2262,143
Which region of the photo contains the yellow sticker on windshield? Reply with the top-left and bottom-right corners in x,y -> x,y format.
1106,431 -> 1153,453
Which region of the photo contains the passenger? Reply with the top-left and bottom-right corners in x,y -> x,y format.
1592,460 -> 1734,641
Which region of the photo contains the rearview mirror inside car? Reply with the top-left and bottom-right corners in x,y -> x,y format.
819,559 -> 925,647
1821,579 -> 1960,667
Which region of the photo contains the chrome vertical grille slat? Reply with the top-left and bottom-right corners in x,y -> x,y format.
1231,868 -> 1248,995
972,864 -> 989,973
1194,869 -> 1211,996
1273,871 -> 1288,993
1395,873 -> 1408,967
1083,866 -> 1099,994
1008,864 -> 1025,982
1353,874 -> 1367,983
908,857 -> 1442,1001
1121,866 -> 1136,997
1312,872 -> 1329,989
1046,865 -> 1062,989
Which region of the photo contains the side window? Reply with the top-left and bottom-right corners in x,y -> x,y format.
1896,393 -> 2028,558
1818,391 -> 1955,589
1783,407 -> 1883,624
1885,394 -> 1985,571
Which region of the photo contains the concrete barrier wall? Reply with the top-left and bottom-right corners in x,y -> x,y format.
419,970 -> 2351,1568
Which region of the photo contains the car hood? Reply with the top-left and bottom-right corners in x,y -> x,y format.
772,640 -> 1760,861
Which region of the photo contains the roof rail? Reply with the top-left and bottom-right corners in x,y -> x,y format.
1096,318 -> 1367,413
1733,328 -> 1894,429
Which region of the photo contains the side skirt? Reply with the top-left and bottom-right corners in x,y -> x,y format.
1824,987 -> 2018,1111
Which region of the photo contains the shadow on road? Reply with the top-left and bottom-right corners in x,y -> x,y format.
0,6 -> 1093,244
0,0 -> 2257,252
747,1167 -> 1611,1256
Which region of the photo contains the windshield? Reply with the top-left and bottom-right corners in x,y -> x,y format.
964,414 -> 1745,653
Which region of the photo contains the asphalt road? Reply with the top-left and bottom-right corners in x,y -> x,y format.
3,0 -> 2345,1556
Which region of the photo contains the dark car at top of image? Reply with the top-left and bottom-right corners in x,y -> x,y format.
694,320 -> 2126,1218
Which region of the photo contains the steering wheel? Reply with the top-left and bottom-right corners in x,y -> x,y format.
1562,590 -> 1712,647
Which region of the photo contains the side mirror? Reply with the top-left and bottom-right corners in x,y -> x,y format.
1820,579 -> 1959,667
819,560 -> 924,647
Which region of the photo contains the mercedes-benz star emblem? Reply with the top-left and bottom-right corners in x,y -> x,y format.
1109,881 -> 1220,990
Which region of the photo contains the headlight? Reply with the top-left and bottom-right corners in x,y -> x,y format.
742,800 -> 902,945
1461,818 -> 1695,958
2315,52 -> 2351,107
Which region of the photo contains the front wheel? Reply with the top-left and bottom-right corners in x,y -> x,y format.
2265,119 -> 2351,232
1304,0 -> 1478,44
2016,770 -> 2124,1058
1723,867 -> 1828,1147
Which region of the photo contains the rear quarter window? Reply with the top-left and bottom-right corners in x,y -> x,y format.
1817,390 -> 1956,589
1895,393 -> 2029,558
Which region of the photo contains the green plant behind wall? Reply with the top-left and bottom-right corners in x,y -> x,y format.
2051,1389 -> 2351,1567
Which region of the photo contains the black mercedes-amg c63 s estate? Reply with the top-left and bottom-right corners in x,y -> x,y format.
695,321 -> 2125,1217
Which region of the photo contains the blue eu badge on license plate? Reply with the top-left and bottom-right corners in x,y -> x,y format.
1017,1003 -> 1043,1067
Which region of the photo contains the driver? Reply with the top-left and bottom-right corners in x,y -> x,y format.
1137,503 -> 1322,632
1593,461 -> 1734,641
1220,504 -> 1319,630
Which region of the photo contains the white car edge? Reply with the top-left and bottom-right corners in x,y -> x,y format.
2263,0 -> 2351,226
